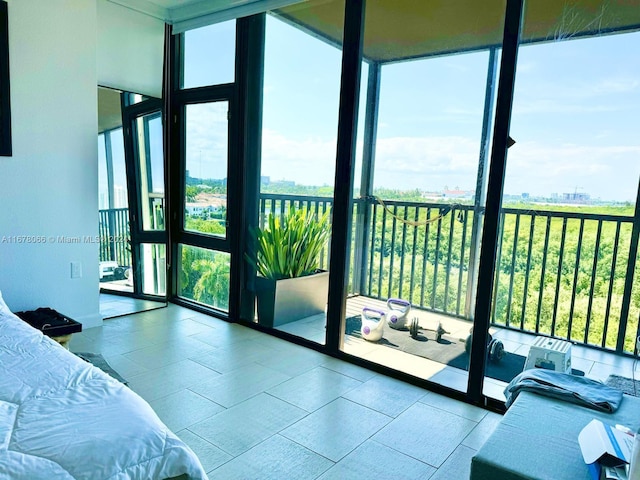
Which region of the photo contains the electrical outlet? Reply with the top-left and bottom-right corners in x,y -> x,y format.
71,261 -> 82,279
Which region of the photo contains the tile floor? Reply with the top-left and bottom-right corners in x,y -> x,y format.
70,303 -> 505,480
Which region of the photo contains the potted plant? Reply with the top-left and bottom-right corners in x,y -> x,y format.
246,207 -> 331,327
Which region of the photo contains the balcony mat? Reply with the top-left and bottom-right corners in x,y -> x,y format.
605,374 -> 640,397
345,315 -> 525,383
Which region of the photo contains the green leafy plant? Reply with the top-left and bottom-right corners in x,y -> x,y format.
192,256 -> 230,309
246,208 -> 330,280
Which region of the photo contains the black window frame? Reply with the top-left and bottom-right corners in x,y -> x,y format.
166,22 -> 242,319
0,0 -> 12,157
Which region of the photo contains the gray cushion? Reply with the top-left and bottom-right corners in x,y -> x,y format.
471,391 -> 640,480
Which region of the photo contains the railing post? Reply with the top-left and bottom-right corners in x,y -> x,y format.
465,47 -> 499,319
616,178 -> 640,353
108,209 -> 117,262
353,62 -> 381,294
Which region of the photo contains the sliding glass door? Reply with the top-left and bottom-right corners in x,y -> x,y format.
339,0 -> 506,397
247,1 -> 346,344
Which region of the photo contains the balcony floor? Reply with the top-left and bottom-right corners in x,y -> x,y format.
273,295 -> 640,402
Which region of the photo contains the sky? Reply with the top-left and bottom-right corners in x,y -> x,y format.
506,34 -> 640,201
147,6 -> 640,204
98,116 -> 164,210
267,12 -> 640,202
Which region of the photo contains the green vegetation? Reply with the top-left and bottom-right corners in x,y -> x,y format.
494,206 -> 638,352
184,215 -> 226,235
262,182 -> 334,197
361,201 -> 639,353
178,245 -> 230,310
246,208 -> 331,280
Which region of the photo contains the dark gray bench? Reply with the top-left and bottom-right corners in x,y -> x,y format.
471,391 -> 640,480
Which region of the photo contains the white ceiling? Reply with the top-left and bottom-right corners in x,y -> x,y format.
107,0 -> 269,23
106,0 -> 306,33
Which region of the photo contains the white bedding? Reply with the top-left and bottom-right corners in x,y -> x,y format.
0,292 -> 209,480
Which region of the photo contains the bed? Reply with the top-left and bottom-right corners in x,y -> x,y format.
0,291 -> 209,480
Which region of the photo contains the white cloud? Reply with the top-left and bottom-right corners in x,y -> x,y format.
261,129 -> 337,185
513,98 -> 617,115
513,75 -> 640,115
504,142 -> 640,200
260,132 -> 482,190
185,103 -> 230,179
372,136 -> 481,190
375,136 -> 478,173
191,115 -> 639,202
594,77 -> 640,95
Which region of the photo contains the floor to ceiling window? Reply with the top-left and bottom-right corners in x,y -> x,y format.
486,0 -> 640,399
173,20 -> 236,313
161,0 -> 640,407
249,0 -> 346,344
340,0 -> 506,395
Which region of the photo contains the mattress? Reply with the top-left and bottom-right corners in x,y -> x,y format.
0,292 -> 209,480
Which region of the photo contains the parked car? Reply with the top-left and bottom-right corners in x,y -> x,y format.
99,261 -> 128,281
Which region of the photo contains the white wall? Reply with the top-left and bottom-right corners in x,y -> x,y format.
98,0 -> 164,98
0,0 -> 102,327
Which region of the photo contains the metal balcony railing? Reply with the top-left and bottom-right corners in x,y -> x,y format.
98,208 -> 131,268
259,193 -> 640,355
491,207 -> 639,354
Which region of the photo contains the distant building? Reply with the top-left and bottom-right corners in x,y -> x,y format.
442,188 -> 474,200
521,193 -> 529,199
562,192 -> 590,204
185,203 -> 219,215
421,191 -> 444,200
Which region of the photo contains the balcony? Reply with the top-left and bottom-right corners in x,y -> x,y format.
258,193 -> 640,398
